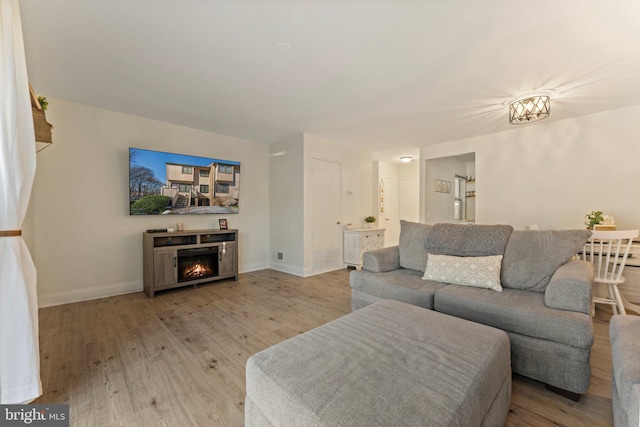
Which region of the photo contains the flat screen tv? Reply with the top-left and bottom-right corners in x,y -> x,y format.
129,147 -> 240,215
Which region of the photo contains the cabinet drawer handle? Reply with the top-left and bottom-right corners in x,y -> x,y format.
174,257 -> 177,267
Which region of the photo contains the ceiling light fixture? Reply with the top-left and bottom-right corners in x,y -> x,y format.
508,94 -> 550,125
273,42 -> 292,54
400,156 -> 413,163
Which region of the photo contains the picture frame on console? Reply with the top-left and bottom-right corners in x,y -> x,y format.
219,218 -> 228,230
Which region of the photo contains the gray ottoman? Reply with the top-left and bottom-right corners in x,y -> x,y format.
245,300 -> 511,426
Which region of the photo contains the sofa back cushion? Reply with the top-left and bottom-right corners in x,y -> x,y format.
501,229 -> 591,292
425,223 -> 513,257
399,220 -> 432,271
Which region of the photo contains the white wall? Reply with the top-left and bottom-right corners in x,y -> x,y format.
31,98 -> 270,307
424,157 -> 468,224
465,161 -> 476,221
376,161 -> 420,217
375,160 -> 420,245
398,162 -> 420,223
269,135 -> 305,276
268,133 -> 374,277
421,105 -> 640,230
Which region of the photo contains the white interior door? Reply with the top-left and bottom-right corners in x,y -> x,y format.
311,159 -> 342,273
382,177 -> 400,246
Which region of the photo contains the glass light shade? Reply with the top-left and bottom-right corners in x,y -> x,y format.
400,156 -> 413,163
508,95 -> 550,124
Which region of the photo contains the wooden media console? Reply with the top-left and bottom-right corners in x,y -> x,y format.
143,229 -> 238,298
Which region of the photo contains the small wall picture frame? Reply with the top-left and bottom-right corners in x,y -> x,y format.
434,179 -> 451,193
219,218 -> 228,230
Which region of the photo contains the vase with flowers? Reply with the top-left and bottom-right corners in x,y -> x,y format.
584,210 -> 615,229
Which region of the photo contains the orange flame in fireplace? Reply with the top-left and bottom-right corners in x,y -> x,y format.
184,262 -> 212,278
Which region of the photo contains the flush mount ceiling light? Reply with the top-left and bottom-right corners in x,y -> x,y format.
400,156 -> 413,163
273,42 -> 292,54
508,94 -> 551,125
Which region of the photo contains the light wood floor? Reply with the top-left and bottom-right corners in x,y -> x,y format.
35,268 -> 617,426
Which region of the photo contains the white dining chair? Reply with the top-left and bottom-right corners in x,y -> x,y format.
581,229 -> 639,315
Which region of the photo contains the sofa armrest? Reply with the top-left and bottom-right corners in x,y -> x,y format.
362,246 -> 401,273
544,260 -> 594,314
610,315 -> 640,427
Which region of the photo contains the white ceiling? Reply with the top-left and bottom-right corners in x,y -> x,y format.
19,1 -> 640,154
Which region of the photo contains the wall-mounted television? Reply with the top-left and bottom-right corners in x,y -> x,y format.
129,147 -> 240,215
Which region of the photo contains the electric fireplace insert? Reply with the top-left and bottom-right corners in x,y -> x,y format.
177,246 -> 219,282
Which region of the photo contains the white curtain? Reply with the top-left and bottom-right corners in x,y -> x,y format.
0,0 -> 41,404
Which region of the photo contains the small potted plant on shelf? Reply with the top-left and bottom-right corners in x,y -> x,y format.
364,216 -> 377,229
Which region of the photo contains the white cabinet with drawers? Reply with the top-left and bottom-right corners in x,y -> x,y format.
343,228 -> 385,269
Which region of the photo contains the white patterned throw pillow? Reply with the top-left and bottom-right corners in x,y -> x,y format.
422,254 -> 503,292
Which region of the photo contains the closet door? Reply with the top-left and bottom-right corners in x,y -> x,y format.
311,159 -> 342,273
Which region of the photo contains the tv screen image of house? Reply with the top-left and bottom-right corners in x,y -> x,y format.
129,147 -> 240,215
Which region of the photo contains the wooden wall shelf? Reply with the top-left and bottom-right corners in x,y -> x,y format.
30,84 -> 53,151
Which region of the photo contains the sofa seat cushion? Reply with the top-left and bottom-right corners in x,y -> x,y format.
350,268 -> 448,309
434,285 -> 593,349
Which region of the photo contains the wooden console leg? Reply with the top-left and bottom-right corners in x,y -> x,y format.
545,384 -> 581,402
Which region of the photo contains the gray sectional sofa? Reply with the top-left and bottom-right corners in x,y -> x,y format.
350,221 -> 594,398
610,314 -> 640,427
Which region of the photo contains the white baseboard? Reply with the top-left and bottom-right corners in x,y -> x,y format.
38,280 -> 143,308
239,262 -> 270,273
307,266 -> 344,277
270,262 -> 305,277
269,263 -> 344,278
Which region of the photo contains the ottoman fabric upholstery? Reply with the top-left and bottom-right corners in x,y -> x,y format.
246,300 -> 511,426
